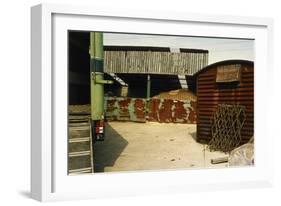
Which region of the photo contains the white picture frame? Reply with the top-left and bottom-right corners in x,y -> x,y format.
31,3 -> 274,202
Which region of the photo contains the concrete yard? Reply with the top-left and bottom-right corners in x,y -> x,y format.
94,122 -> 229,172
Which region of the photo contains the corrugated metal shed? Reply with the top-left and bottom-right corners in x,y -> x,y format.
104,46 -> 208,75
196,60 -> 254,144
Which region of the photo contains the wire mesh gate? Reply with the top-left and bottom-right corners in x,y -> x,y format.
208,104 -> 246,153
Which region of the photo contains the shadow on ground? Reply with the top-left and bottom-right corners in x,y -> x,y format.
190,131 -> 197,142
190,131 -> 210,145
94,123 -> 128,172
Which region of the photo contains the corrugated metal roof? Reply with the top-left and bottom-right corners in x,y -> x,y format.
104,46 -> 208,75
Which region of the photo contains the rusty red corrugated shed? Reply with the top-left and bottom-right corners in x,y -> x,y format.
196,60 -> 254,144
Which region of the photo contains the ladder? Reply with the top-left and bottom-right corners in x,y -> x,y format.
68,114 -> 94,175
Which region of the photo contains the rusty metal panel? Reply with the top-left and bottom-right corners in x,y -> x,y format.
216,64 -> 241,83
105,97 -> 196,123
148,99 -> 197,123
196,60 -> 254,144
105,97 -> 146,122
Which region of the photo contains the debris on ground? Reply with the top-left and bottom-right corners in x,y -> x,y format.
211,157 -> 228,164
152,89 -> 196,101
228,138 -> 254,166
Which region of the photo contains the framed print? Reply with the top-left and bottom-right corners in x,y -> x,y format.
31,3 -> 274,201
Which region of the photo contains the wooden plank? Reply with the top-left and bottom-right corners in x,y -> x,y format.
69,167 -> 92,174
211,157 -> 228,164
216,64 -> 241,83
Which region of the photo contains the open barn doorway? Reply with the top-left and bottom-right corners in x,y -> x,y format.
68,31 -> 254,174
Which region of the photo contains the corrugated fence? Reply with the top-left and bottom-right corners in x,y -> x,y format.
105,97 -> 197,124
148,99 -> 196,123
105,97 -> 147,122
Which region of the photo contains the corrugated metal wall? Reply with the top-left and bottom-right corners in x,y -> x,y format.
105,97 -> 147,122
196,60 -> 254,144
148,99 -> 196,123
105,97 -> 197,124
104,46 -> 208,75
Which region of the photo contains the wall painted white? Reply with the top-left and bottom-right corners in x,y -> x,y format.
0,0 -> 280,205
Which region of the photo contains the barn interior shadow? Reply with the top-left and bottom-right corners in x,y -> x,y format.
94,123 -> 128,172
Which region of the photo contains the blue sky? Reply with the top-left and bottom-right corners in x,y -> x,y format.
104,33 -> 254,65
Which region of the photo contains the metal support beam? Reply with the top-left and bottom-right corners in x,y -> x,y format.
146,74 -> 151,99
89,32 -> 113,121
146,74 -> 151,119
89,32 -> 104,121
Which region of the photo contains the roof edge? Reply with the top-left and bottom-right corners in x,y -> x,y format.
104,45 -> 209,53
193,59 -> 254,77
